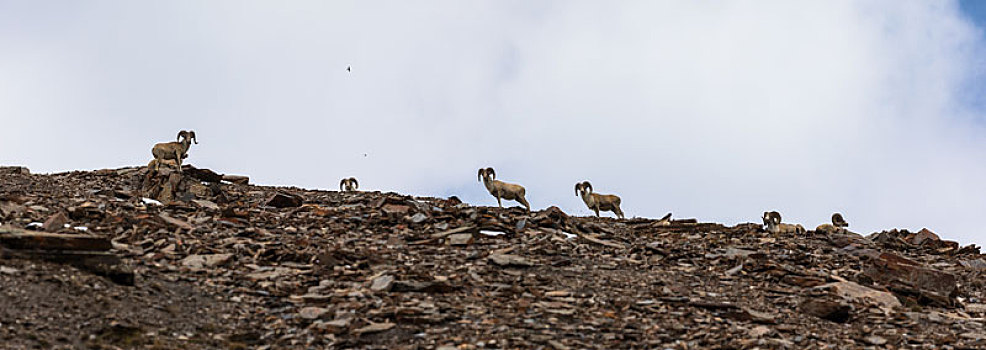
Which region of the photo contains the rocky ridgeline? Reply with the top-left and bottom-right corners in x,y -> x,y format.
1,165 -> 985,349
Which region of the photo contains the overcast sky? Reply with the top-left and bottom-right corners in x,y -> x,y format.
3,1 -> 986,245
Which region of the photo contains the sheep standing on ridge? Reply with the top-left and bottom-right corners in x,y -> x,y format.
151,130 -> 197,172
575,181 -> 625,219
478,167 -> 530,212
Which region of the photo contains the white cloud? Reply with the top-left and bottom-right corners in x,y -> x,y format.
2,1 -> 986,245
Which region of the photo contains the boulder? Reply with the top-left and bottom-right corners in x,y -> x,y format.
267,192 -> 303,208
863,252 -> 957,306
814,280 -> 901,312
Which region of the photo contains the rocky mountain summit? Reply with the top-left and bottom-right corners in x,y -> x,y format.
1,165 -> 985,349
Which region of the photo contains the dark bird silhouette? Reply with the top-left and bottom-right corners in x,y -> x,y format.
346,65 -> 351,72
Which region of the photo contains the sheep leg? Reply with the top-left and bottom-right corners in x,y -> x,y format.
516,195 -> 531,213
173,151 -> 183,171
593,208 -> 600,217
613,206 -> 625,219
496,196 -> 503,208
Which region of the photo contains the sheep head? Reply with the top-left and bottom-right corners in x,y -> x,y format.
176,130 -> 198,145
478,167 -> 496,182
763,211 -> 782,227
340,177 -> 359,191
575,181 -> 593,196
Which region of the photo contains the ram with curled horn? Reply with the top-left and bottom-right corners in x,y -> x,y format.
477,167 -> 530,212
762,211 -> 805,234
575,181 -> 625,219
815,212 -> 849,234
340,177 -> 359,192
150,130 -> 198,172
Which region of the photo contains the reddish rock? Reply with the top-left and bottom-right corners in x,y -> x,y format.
4,166 -> 986,349
909,228 -> 941,246
42,212 -> 70,232
815,280 -> 901,312
266,192 -> 303,208
183,166 -> 223,183
863,252 -> 957,306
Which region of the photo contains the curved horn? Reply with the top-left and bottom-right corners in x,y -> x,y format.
478,169 -> 484,182
351,177 -> 358,189
189,130 -> 198,144
486,167 -> 495,180
340,179 -> 346,191
575,183 -> 581,196
583,181 -> 592,194
177,130 -> 188,142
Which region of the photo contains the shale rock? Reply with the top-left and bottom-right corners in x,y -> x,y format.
1,166 -> 984,349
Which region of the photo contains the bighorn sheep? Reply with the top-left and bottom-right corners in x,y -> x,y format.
340,177 -> 359,192
574,181 -> 625,219
151,130 -> 197,172
815,213 -> 849,234
762,211 -> 805,234
478,167 -> 530,212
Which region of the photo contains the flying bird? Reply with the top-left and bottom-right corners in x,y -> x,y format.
346,65 -> 351,72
